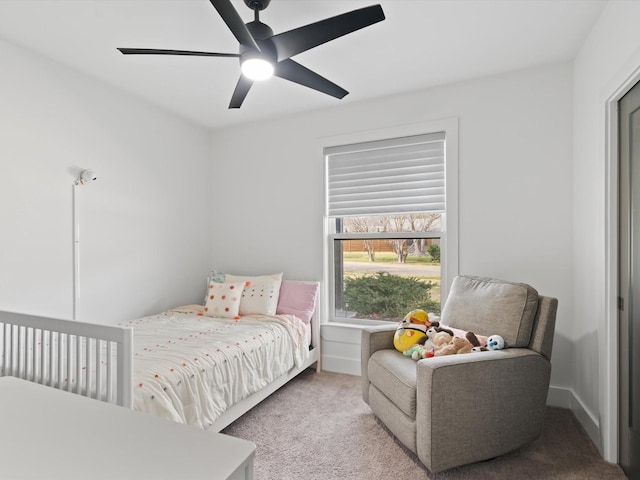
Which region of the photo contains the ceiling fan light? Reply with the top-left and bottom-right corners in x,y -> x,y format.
241,57 -> 274,81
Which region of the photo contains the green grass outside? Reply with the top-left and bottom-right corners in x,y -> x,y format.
343,252 -> 440,265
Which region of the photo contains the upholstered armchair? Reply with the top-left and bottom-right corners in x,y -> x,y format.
361,275 -> 558,473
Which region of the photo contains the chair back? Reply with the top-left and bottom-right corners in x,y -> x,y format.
526,295 -> 558,360
441,275 -> 556,352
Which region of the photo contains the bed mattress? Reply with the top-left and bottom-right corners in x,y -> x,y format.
120,305 -> 310,428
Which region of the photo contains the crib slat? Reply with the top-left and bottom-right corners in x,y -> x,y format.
18,326 -> 24,379
30,328 -> 36,382
34,329 -> 39,383
85,338 -> 93,398
3,324 -> 10,376
48,331 -> 53,386
40,330 -> 46,384
26,328 -> 31,382
67,335 -> 73,392
0,323 -> 3,376
76,335 -> 82,395
95,339 -> 102,401
57,333 -> 62,388
0,324 -> 5,376
51,331 -> 57,387
12,325 -> 18,377
107,341 -> 113,403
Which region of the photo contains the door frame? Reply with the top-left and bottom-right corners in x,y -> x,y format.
605,62 -> 640,463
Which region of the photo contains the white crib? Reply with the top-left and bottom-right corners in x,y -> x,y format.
0,311 -> 133,407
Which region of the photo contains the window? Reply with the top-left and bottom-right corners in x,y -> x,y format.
324,123 -> 458,325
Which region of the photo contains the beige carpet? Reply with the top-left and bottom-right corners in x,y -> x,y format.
222,368 -> 628,480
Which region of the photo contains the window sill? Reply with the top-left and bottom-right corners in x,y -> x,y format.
326,318 -> 394,328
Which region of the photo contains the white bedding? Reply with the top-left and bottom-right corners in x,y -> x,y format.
120,305 -> 310,428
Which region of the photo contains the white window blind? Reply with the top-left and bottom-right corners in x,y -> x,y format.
326,132 -> 445,217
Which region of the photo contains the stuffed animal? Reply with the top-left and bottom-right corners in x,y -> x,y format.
393,309 -> 431,352
472,334 -> 506,352
419,326 -> 439,351
432,330 -> 483,357
431,330 -> 453,350
403,344 -> 435,360
486,334 -> 505,350
471,346 -> 489,352
434,336 -> 475,356
465,331 -> 481,348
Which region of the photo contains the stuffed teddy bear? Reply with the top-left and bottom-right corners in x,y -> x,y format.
433,330 -> 482,357
431,330 -> 453,350
434,336 -> 475,356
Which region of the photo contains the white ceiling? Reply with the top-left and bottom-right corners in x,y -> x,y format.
0,0 -> 606,130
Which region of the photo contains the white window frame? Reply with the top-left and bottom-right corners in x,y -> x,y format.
321,118 -> 459,325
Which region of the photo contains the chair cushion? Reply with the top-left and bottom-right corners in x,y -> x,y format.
440,275 -> 539,348
368,350 -> 417,418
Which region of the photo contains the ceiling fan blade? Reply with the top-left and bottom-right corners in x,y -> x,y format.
229,75 -> 254,109
275,59 -> 348,99
270,4 -> 385,62
118,48 -> 239,57
209,0 -> 260,51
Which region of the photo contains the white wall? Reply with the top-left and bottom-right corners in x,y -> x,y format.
209,64 -> 574,388
5,18 -> 619,459
0,38 -> 213,324
572,0 -> 640,461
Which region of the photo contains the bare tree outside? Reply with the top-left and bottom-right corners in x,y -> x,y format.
343,216 -> 379,261
382,214 -> 441,263
408,213 -> 440,255
343,214 -> 441,264
381,216 -> 409,263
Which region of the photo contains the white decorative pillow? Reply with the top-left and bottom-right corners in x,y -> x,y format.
203,271 -> 227,305
225,273 -> 283,316
203,282 -> 244,319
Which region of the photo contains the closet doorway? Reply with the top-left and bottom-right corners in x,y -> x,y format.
618,78 -> 640,480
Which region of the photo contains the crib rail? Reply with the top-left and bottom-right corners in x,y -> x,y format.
0,311 -> 133,408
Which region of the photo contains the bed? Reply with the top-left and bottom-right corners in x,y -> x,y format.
0,276 -> 320,431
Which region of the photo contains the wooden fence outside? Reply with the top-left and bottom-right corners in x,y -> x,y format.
342,238 -> 438,253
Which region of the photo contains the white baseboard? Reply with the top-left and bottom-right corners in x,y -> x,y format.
547,385 -> 602,454
321,354 -> 360,376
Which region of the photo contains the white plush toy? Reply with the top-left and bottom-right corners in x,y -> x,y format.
486,334 -> 505,350
471,334 -> 506,352
421,326 -> 440,351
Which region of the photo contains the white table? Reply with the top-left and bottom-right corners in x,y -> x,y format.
0,377 -> 255,480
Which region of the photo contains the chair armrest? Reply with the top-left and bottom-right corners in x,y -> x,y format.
361,325 -> 397,403
415,348 -> 551,472
362,325 -> 397,360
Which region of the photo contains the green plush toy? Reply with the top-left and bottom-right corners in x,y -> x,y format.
403,343 -> 435,360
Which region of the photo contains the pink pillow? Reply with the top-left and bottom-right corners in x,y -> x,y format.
276,281 -> 319,324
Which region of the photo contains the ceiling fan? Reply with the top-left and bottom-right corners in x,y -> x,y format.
118,0 -> 385,109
